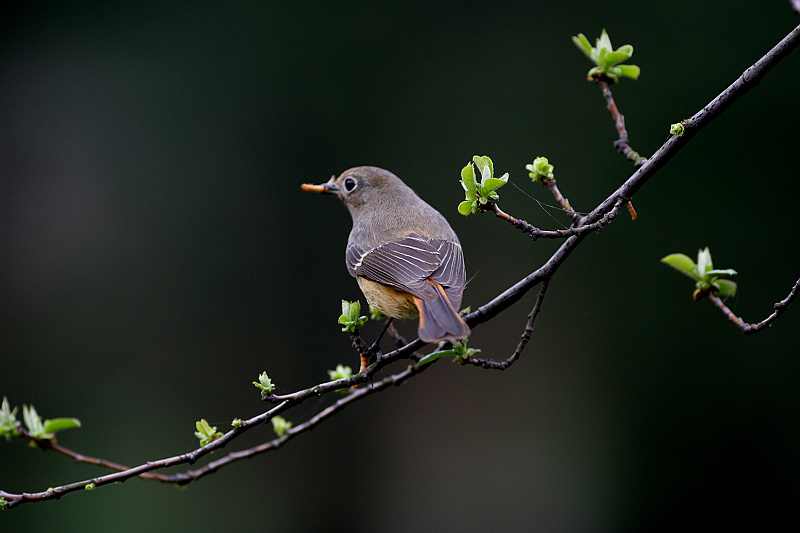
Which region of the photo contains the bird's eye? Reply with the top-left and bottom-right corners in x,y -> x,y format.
343,177 -> 358,192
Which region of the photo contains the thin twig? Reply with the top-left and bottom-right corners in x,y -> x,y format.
581,23 -> 800,229
0,362 -> 436,505
597,79 -> 648,168
596,79 -> 643,220
162,361 -> 432,485
0,401 -> 292,508
707,293 -> 745,325
15,428 -> 168,482
740,277 -> 800,335
349,330 -> 372,372
705,276 -> 800,335
539,178 -> 578,220
470,23 -> 800,329
386,321 -> 407,348
491,199 -> 623,240
0,337 -> 429,508
267,337 -> 425,404
463,281 -> 550,370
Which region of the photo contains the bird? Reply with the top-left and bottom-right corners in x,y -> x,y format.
302,166 -> 470,344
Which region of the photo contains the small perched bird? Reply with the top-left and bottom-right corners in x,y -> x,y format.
302,166 -> 470,344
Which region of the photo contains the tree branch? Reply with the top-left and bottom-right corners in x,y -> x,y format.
707,293 -> 745,326
595,79 -> 642,219
580,23 -> 800,229
491,199 -> 624,240
3,22 -> 799,511
597,79 -> 648,168
740,277 -> 800,335
13,428 -> 169,482
702,275 -> 800,335
462,281 -> 550,370
162,361 -> 433,485
1,401 -> 290,507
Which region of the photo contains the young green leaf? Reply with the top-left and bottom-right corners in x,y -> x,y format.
0,396 -> 19,440
706,269 -> 738,278
458,200 -> 475,216
697,247 -> 713,275
714,279 -> 738,298
338,300 -> 367,332
417,348 -> 459,366
460,162 -> 477,195
42,417 -> 81,435
572,33 -> 593,58
573,29 -> 640,83
23,404 -> 49,440
604,51 -> 630,66
368,305 -> 384,321
457,155 -> 508,216
194,418 -> 223,447
417,340 -> 480,365
327,364 -> 354,393
271,416 -> 292,437
526,157 -> 555,183
327,364 -> 353,381
662,248 -> 738,299
661,253 -> 699,280
253,371 -> 275,394
597,29 -> 613,53
670,122 -> 686,136
473,155 -> 493,181
483,175 -> 508,193
617,64 -> 641,80
615,44 -> 634,56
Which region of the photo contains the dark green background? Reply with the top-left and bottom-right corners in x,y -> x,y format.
2,2 -> 799,531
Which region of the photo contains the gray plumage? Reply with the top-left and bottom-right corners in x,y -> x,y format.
325,166 -> 470,343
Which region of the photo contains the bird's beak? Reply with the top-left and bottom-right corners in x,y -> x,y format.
301,176 -> 338,195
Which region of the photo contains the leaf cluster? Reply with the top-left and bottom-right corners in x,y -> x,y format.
253,371 -> 275,394
338,300 -> 367,332
458,156 -> 509,216
526,156 -> 555,183
270,416 -> 292,437
327,364 -> 353,393
417,340 -> 480,366
662,247 -> 738,300
572,29 -> 640,83
194,419 -> 223,447
1,396 -> 81,443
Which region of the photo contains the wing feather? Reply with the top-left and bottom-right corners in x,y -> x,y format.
346,233 -> 465,305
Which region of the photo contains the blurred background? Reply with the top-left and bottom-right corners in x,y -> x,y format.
2,1 -> 799,531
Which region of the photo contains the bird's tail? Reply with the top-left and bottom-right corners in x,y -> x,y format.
414,280 -> 470,343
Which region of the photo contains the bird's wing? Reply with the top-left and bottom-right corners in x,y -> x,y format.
430,238 -> 466,311
347,233 -> 459,302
